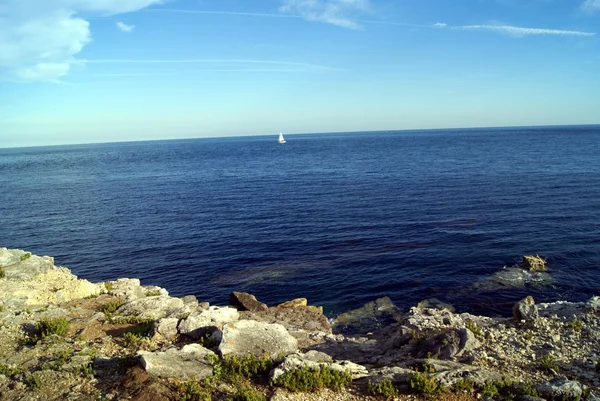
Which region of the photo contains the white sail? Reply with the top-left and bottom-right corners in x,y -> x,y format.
278,132 -> 286,144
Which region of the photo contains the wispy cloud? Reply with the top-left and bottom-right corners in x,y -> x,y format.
0,0 -> 164,82
582,0 -> 600,12
279,0 -> 371,29
116,21 -> 135,32
143,9 -> 299,19
452,24 -> 595,37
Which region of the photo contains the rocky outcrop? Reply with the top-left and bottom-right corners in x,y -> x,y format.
139,344 -> 215,379
412,328 -> 480,360
521,254 -> 548,272
331,296 -> 402,335
114,296 -> 187,321
178,306 -> 240,340
229,291 -> 268,312
513,295 -> 539,323
271,351 -> 368,382
217,320 -> 298,357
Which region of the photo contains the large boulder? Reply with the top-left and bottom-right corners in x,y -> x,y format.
270,351 -> 367,382
521,255 -> 547,272
536,378 -> 583,401
217,320 -> 298,357
105,278 -> 145,301
151,318 -> 179,341
139,344 -> 215,379
115,296 -> 186,320
240,306 -> 331,334
412,328 -> 480,360
178,306 -> 239,340
513,296 -> 539,323
229,292 -> 268,312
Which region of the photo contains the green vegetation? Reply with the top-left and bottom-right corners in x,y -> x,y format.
35,317 -> 70,339
522,330 -> 534,340
272,366 -> 352,392
20,252 -> 32,262
481,381 -> 499,398
104,281 -> 114,291
102,299 -> 125,318
453,378 -> 476,394
175,378 -> 212,401
409,372 -> 445,398
219,354 -> 274,379
178,312 -> 191,320
121,320 -> 155,349
539,354 -> 559,373
465,319 -> 482,336
23,372 -> 42,390
367,378 -> 398,397
0,266 -> 5,278
520,382 -> 539,397
146,290 -> 162,296
41,349 -> 74,371
0,304 -> 5,312
229,380 -> 266,401
568,318 -> 583,332
0,363 -> 24,377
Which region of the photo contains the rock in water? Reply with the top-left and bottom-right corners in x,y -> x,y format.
139,344 -> 215,379
229,291 -> 268,312
277,298 -> 308,308
521,254 -> 547,272
332,296 -> 402,335
218,320 -> 298,357
513,296 -> 539,323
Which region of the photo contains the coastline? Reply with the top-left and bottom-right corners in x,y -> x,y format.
1,247 -> 599,401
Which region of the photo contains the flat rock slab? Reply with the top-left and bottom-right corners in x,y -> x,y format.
271,351 -> 367,382
116,296 -> 185,320
179,306 -> 240,340
240,306 -> 331,334
218,319 -> 298,357
229,292 -> 268,312
139,344 -> 215,379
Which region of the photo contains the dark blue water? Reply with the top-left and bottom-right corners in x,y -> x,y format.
2,126 -> 600,316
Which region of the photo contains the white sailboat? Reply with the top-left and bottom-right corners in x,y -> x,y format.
278,132 -> 286,144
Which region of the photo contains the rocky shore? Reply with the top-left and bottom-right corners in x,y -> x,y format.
1,247 -> 599,401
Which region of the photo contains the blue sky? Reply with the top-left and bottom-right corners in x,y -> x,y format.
1,0 -> 600,147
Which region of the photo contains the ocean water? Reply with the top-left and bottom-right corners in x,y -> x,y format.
2,126 -> 600,317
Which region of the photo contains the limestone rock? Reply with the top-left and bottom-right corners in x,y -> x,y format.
270,351 -> 367,382
240,306 -> 331,334
178,306 -> 239,340
413,328 -> 480,360
513,296 -> 539,323
229,291 -> 268,312
536,377 -> 583,401
139,344 -> 215,379
332,297 -> 401,335
115,296 -> 185,320
427,360 -> 503,387
143,286 -> 169,297
218,320 -> 298,357
417,298 -> 456,313
277,298 -> 307,308
105,278 -> 145,301
521,255 -> 547,272
151,318 -> 179,341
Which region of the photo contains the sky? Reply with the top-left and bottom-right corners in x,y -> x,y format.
1,0 -> 600,147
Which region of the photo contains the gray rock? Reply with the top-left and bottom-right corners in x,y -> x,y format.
139,344 -> 215,379
427,360 -> 503,387
152,318 -> 179,341
115,296 -> 185,320
106,278 -> 145,301
178,306 -> 240,340
240,306 -> 331,334
413,328 -> 480,360
229,292 -> 268,312
366,366 -> 415,384
0,251 -> 55,280
270,352 -> 367,382
513,296 -> 539,323
182,295 -> 199,306
536,377 -> 583,401
332,297 -> 402,336
417,298 -> 456,313
218,319 -> 298,357
143,286 -> 169,297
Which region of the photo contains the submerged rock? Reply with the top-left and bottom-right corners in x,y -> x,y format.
332,297 -> 402,335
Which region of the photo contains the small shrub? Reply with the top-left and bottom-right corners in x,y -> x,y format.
176,378 -> 211,401
20,252 -> 32,262
523,331 -> 534,340
481,381 -> 499,398
568,319 -> 583,332
409,372 -> 445,398
23,372 -> 42,390
71,362 -> 95,378
465,319 -> 482,336
230,380 -> 266,401
0,304 -> 5,312
0,363 -> 24,377
539,354 -> 559,373
453,378 -> 475,393
0,266 -> 5,279
35,317 -> 69,339
104,281 -> 114,291
178,312 -> 191,320
367,378 -> 398,397
146,290 -> 162,296
102,299 -> 125,316
520,382 -> 539,397
272,366 -> 352,392
41,349 -> 74,370
221,354 -> 273,379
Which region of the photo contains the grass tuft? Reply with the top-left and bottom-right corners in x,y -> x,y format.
367,378 -> 398,397
35,317 -> 70,339
272,365 -> 351,392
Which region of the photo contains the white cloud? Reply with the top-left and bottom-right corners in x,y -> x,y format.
456,24 -> 595,37
582,0 -> 600,12
279,0 -> 370,29
0,0 -> 164,82
116,21 -> 135,32
433,22 -> 447,28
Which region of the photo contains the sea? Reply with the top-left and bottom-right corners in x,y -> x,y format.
2,126 -> 600,317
